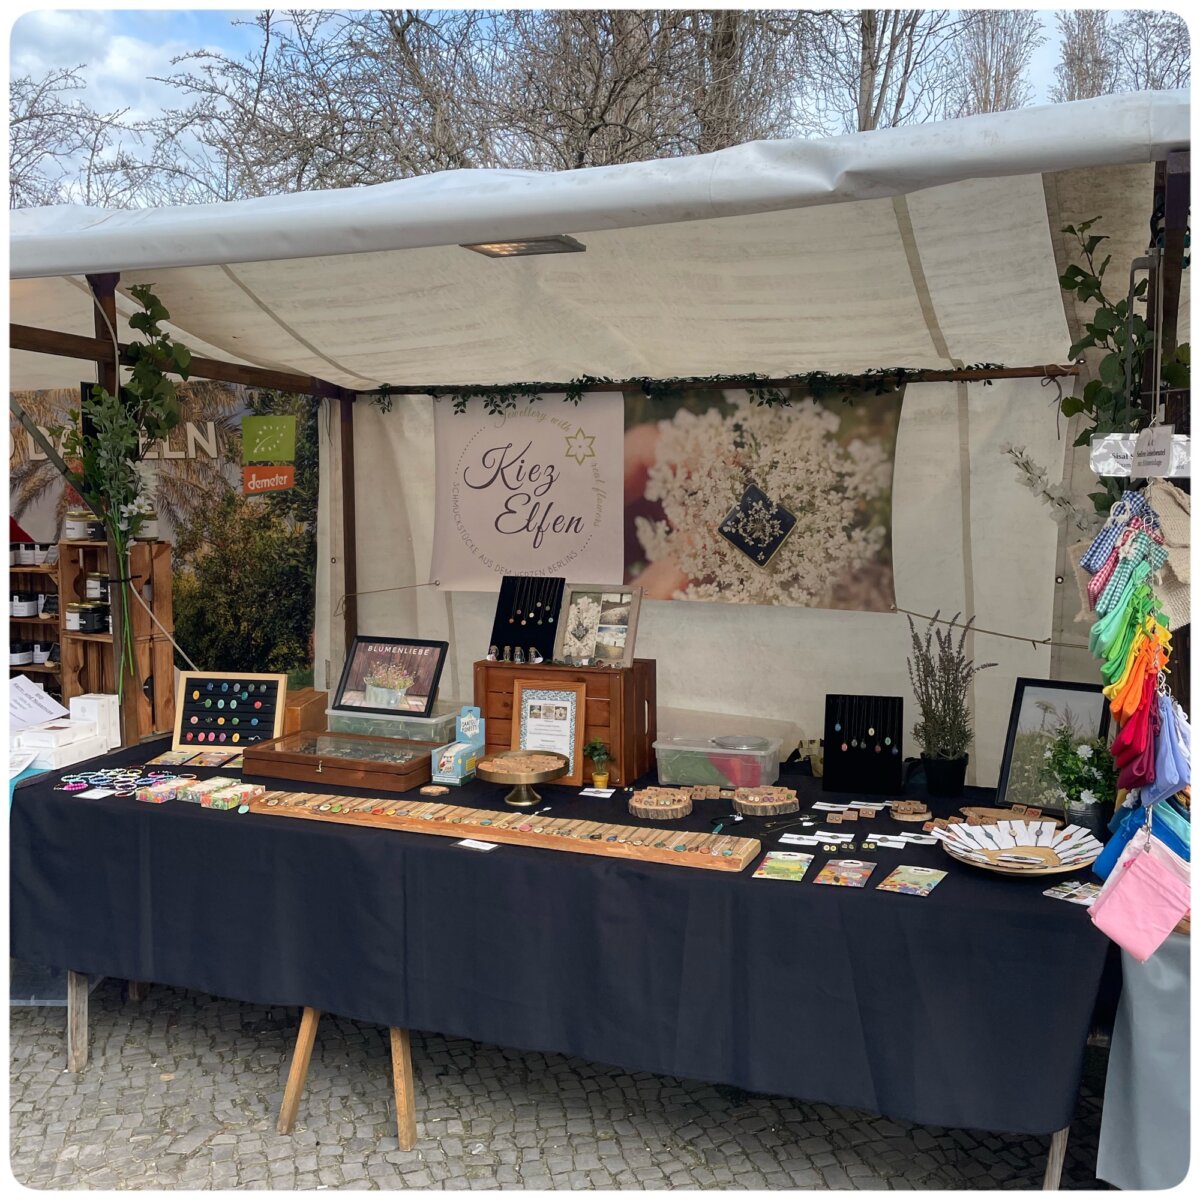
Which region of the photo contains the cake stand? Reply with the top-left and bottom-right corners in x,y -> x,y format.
476,750 -> 569,808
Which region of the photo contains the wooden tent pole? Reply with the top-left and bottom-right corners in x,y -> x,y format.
339,397 -> 358,656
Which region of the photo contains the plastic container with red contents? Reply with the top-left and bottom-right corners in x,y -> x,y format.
653,735 -> 781,788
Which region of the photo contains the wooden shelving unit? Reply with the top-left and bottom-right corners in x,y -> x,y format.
12,538 -> 178,742
10,555 -> 64,699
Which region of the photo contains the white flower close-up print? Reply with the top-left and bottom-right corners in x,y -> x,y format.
633,398 -> 893,606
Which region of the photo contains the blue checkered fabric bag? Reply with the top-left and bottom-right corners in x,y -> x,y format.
1080,491 -> 1151,573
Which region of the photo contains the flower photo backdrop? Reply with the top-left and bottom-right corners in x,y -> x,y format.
623,390 -> 899,609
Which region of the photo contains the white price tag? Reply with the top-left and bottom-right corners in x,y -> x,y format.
455,839 -> 499,851
78,787 -> 116,798
1133,424 -> 1175,477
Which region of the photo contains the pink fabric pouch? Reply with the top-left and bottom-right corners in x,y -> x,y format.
1089,847 -> 1190,962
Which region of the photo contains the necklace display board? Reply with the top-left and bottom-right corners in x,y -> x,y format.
822,694 -> 904,795
487,576 -> 566,665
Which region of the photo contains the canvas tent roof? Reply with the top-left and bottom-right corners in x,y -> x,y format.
7,89 -> 1189,392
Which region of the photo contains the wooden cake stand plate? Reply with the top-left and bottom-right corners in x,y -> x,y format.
476,750 -> 569,808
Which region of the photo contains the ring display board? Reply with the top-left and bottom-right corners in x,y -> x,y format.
173,671 -> 288,751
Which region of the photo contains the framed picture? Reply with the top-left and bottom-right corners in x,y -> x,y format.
173,671 -> 288,752
332,636 -> 449,718
995,678 -> 1111,809
512,680 -> 587,785
553,583 -> 643,668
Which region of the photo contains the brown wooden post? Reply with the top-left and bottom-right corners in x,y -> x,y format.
339,395 -> 358,656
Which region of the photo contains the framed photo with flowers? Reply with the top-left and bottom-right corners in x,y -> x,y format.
332,636 -> 449,718
995,678 -> 1112,816
553,584 -> 642,668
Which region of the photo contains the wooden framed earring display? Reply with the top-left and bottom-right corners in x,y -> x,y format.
173,671 -> 288,752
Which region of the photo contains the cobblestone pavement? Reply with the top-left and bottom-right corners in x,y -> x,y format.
11,980 -> 1109,1190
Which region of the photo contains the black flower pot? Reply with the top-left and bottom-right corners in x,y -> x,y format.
922,754 -> 968,798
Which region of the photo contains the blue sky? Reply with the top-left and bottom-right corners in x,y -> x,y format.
9,7 -> 1068,122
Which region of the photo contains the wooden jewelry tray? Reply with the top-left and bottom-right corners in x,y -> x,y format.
242,730 -> 437,792
248,791 -> 761,872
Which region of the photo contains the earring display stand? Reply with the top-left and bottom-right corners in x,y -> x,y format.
822,694 -> 904,795
487,576 -> 566,665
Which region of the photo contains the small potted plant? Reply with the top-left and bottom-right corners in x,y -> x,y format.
582,738 -> 612,788
1042,725 -> 1115,836
364,663 -> 416,710
906,613 -> 996,797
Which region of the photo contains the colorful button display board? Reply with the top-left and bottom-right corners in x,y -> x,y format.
172,671 -> 288,751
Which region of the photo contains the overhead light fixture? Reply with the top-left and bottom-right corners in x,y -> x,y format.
461,234 -> 586,258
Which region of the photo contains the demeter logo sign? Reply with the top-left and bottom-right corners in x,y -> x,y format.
243,465 -> 296,493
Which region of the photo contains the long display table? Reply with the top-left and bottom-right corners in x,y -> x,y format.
10,741 -> 1109,1148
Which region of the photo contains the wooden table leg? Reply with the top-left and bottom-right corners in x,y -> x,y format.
1042,1125 -> 1070,1189
277,1007 -> 321,1135
127,981 -> 148,1001
389,1028 -> 418,1151
66,970 -> 89,1072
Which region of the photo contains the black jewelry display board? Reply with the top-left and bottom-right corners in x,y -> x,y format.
173,671 -> 288,750
487,576 -> 566,663
822,694 -> 904,795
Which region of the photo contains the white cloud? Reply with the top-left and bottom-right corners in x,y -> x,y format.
9,8 -> 249,123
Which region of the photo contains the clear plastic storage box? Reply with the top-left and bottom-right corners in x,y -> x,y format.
326,702 -> 458,744
653,735 -> 782,788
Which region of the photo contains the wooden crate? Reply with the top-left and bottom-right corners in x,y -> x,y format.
284,687 -> 329,734
473,659 -> 657,786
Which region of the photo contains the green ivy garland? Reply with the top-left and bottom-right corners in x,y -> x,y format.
366,365 -> 1005,416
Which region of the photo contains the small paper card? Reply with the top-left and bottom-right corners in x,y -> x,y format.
456,839 -> 499,851
753,851 -> 815,882
187,750 -> 241,767
146,749 -> 200,766
812,859 -> 876,888
579,787 -> 616,798
877,865 -> 947,897
78,787 -> 117,799
1043,880 -> 1102,906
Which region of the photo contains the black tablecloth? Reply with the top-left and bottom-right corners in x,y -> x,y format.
10,742 -> 1110,1135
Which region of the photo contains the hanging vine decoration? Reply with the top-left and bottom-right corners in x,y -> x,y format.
366,365 -> 1007,416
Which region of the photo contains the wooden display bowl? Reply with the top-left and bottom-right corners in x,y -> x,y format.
942,841 -> 1100,877
476,749 -> 569,808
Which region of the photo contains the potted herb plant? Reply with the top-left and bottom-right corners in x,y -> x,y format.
364,663 -> 416,709
1043,725 -> 1115,836
582,738 -> 612,788
906,613 -> 996,797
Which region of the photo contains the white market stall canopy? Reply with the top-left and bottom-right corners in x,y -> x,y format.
8,89 -> 1190,392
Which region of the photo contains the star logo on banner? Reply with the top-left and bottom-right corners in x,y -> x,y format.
564,427 -> 596,465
